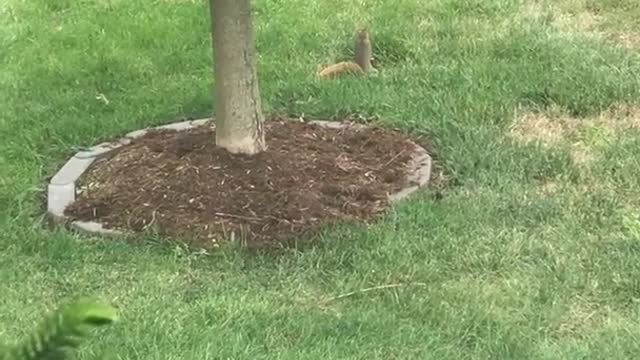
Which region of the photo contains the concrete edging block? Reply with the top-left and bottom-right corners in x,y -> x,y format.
50,156 -> 95,185
75,139 -> 131,159
308,120 -> 368,130
388,149 -> 432,202
311,120 -> 432,203
71,221 -> 124,235
47,183 -> 77,219
47,156 -> 96,219
156,119 -> 210,131
125,129 -> 149,139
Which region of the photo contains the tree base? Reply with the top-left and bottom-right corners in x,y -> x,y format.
215,133 -> 266,155
62,117 -> 432,249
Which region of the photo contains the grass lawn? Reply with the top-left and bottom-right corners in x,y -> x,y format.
2,0 -> 640,358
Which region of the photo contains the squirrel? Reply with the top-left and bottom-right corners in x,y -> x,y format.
317,28 -> 378,79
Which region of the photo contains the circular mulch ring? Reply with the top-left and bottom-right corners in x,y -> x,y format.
49,117 -> 431,249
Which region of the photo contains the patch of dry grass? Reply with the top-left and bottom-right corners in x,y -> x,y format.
597,103 -> 640,131
510,103 -> 640,168
509,105 -> 582,147
617,32 -> 640,49
550,297 -> 610,339
512,0 -> 639,49
506,0 -> 601,35
569,142 -> 597,166
539,179 -> 562,195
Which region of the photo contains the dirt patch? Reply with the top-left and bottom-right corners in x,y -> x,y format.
64,118 -> 425,249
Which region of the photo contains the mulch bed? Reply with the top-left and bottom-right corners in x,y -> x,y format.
64,118 -> 423,249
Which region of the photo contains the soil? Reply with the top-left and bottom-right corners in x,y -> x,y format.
64,118 -> 424,249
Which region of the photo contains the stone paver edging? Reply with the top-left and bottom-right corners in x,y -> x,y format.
47,118 -> 431,236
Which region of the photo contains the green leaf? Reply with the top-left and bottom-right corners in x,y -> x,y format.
5,298 -> 118,360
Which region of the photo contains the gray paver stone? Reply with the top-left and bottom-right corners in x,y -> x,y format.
47,183 -> 76,218
75,140 -> 127,159
125,128 -> 148,139
72,221 -> 123,235
50,157 -> 95,185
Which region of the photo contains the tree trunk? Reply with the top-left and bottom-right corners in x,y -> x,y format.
209,0 -> 266,155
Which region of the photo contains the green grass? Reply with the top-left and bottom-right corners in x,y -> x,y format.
2,0 -> 640,358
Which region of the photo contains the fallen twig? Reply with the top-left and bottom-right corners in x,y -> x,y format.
377,150 -> 406,170
214,212 -> 263,222
214,211 -> 290,223
321,282 -> 427,304
142,210 -> 158,230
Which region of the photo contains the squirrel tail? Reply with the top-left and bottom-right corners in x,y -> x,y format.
317,61 -> 365,79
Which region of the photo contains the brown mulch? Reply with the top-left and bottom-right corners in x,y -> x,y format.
64,118 -> 422,249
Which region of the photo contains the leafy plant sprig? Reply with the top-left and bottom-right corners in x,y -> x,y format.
2,298 -> 117,360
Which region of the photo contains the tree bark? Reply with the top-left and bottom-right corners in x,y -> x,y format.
209,0 -> 266,155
